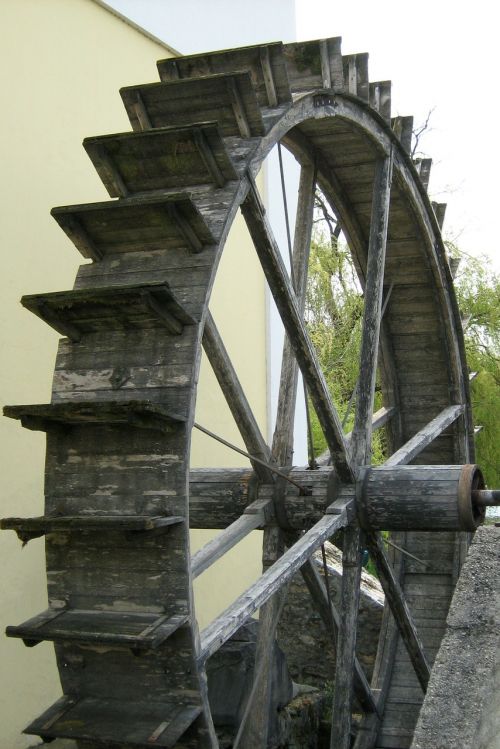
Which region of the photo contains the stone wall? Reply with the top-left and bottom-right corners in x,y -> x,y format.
277,541 -> 384,689
411,525 -> 500,749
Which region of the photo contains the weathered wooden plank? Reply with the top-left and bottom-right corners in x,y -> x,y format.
369,81 -> 391,123
202,312 -> 274,481
432,201 -> 447,229
391,115 -> 413,154
237,526 -> 287,749
239,161 -> 316,748
121,72 -> 265,137
158,42 -> 291,107
353,533 -> 406,749
283,37 -> 343,93
24,695 -> 202,747
343,53 -> 369,99
241,176 -> 353,482
86,141 -> 130,197
1,514 -> 183,544
350,151 -> 393,469
21,282 -> 194,341
199,500 -> 353,662
272,161 -> 316,466
384,405 -> 464,466
3,401 -> 185,434
319,39 -> 332,88
52,194 -> 215,259
191,499 -> 270,578
329,525 -> 363,749
86,123 -> 238,194
53,630 -> 202,701
259,45 -> 278,106
192,128 -> 226,188
188,467 -> 333,529
413,157 -> 432,192
365,532 -> 431,691
7,608 -> 188,650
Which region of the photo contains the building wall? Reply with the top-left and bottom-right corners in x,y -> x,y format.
0,1 -> 268,745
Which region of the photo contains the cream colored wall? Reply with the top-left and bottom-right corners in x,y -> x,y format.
0,1 -> 267,745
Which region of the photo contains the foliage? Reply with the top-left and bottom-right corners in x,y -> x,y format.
304,201 -> 499,489
305,195 -> 387,465
447,243 -> 500,487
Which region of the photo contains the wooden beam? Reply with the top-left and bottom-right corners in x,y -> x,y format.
198,499 -> 353,663
272,162 -> 316,466
226,77 -> 251,138
350,152 -> 393,469
384,404 -> 464,467
259,46 -> 278,107
241,176 -> 353,483
202,312 -> 274,483
131,91 -> 152,131
35,302 -> 82,342
369,405 -> 395,433
142,291 -> 184,335
88,143 -> 129,198
166,203 -> 203,253
191,499 -> 271,578
347,56 -> 357,94
54,213 -> 102,262
320,39 -> 332,88
352,533 -> 406,749
330,154 -> 392,745
365,531 -> 431,691
329,525 -> 363,749
237,526 -> 287,749
239,163 -> 317,748
192,128 -> 226,188
432,201 -> 447,230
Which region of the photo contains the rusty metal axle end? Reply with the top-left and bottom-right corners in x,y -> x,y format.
472,489 -> 500,507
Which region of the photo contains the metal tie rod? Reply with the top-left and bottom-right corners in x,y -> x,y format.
193,422 -> 309,494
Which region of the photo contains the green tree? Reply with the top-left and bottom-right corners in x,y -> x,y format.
306,196 -> 386,465
305,200 -> 499,487
447,244 -> 500,487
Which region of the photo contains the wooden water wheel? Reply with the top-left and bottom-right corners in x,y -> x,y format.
2,37 -> 494,749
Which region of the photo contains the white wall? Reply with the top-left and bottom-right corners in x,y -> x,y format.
106,0 -> 308,461
102,0 -> 297,54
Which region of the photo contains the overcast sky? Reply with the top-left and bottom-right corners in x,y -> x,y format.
107,0 -> 499,270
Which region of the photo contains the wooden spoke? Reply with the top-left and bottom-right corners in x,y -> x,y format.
329,525 -> 364,749
352,534 -> 406,749
239,162 -> 317,748
384,404 -> 464,467
299,557 -> 379,715
191,498 -> 271,579
241,174 -> 353,483
328,152 -> 393,749
202,311 -> 274,483
199,498 -> 354,663
272,161 -> 316,466
350,152 -> 393,469
365,532 -> 431,691
237,526 -> 286,749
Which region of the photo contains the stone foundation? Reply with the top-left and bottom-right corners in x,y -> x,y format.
411,526 -> 500,749
277,542 -> 384,689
